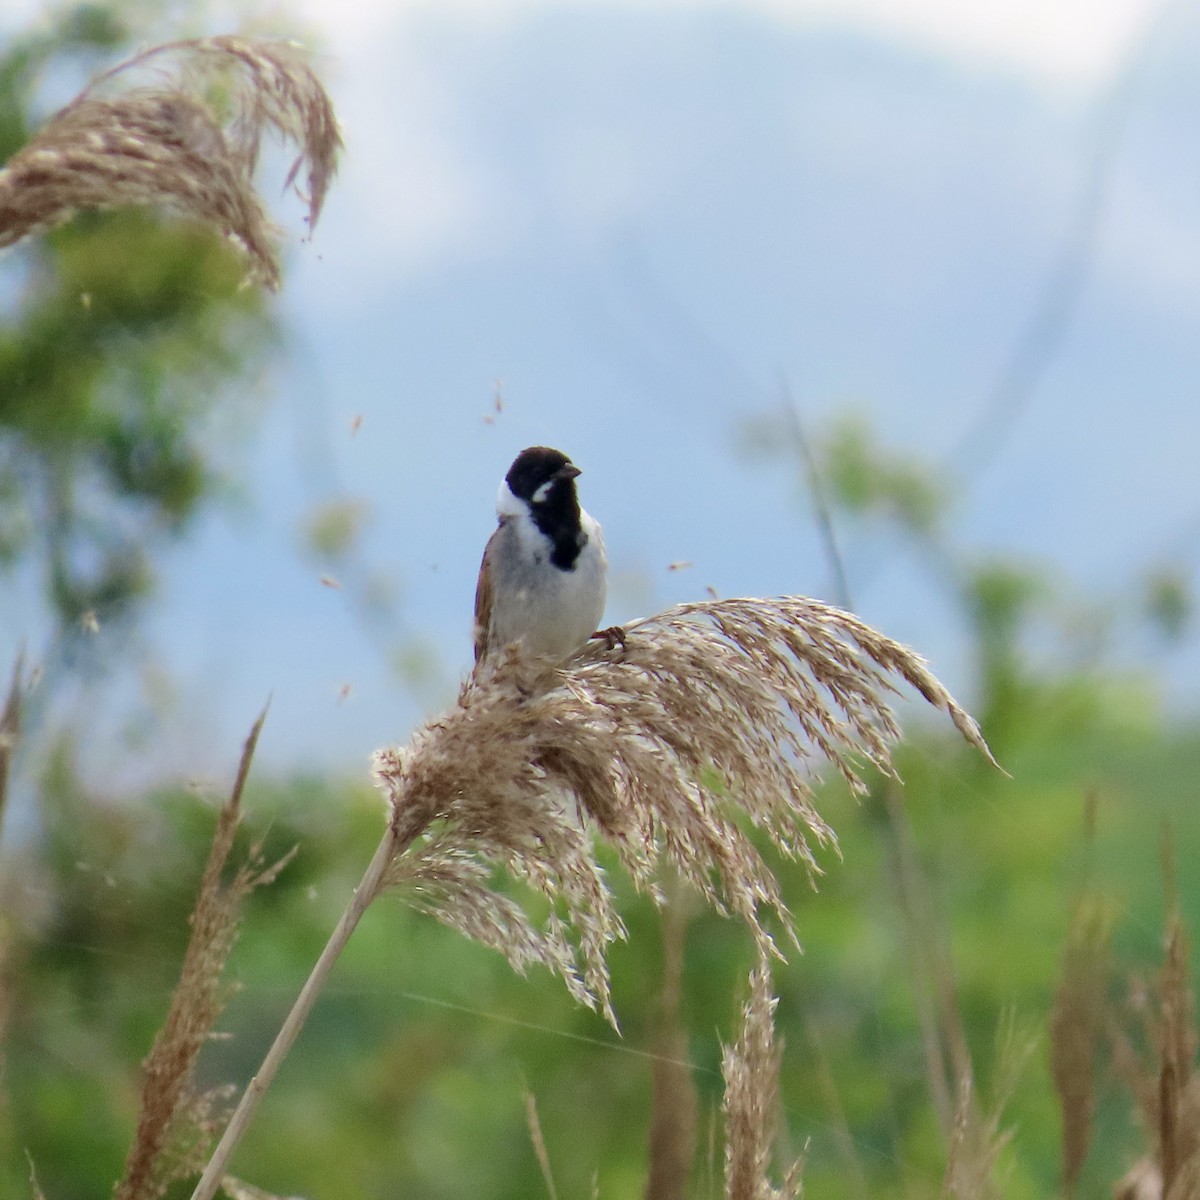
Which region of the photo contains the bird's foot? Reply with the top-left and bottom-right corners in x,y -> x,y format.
591,625 -> 627,653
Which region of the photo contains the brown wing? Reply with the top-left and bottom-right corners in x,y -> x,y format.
473,531 -> 496,664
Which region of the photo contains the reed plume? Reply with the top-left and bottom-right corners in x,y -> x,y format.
376,595 -> 996,1022
116,709 -> 294,1200
192,594 -> 995,1198
721,950 -> 803,1200
0,36 -> 341,289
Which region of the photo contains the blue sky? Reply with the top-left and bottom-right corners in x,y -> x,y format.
3,0 -> 1199,788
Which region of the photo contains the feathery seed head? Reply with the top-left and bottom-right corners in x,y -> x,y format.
374,596 -> 996,1023
0,36 -> 341,289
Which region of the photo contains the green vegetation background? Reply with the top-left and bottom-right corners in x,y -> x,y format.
2,5 -> 1197,1199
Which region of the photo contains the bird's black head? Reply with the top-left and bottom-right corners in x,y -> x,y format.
505,445 -> 580,504
504,445 -> 587,569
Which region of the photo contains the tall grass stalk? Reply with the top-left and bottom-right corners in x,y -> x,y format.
190,595 -> 994,1197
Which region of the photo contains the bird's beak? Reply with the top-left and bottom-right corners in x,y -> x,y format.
557,463 -> 582,481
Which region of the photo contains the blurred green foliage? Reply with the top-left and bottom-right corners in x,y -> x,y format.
6,317 -> 1200,1195
5,676 -> 1200,1199
2,10 -> 1200,1200
0,2 -> 273,637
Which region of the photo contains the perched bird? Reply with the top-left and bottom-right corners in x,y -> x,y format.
474,445 -> 608,666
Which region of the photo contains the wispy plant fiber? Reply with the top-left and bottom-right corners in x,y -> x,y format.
374,595 -> 996,1023
0,36 -> 341,289
941,1013 -> 1032,1200
721,950 -> 803,1200
116,709 -> 293,1200
195,594 -> 993,1197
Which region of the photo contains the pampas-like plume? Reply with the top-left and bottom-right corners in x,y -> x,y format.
116,708 -> 294,1200
722,950 -> 803,1200
0,36 -> 341,289
375,595 -> 996,1021
191,594 -> 993,1200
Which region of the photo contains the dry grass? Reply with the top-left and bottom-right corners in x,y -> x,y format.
878,769 -> 1029,1200
0,650 -> 25,839
114,708 -> 294,1200
940,1013 -> 1033,1200
721,950 -> 804,1200
645,891 -> 699,1200
0,36 -> 341,289
375,595 -> 995,1023
1046,828 -> 1200,1200
1110,908 -> 1200,1200
523,1086 -> 560,1200
1050,894 -> 1111,1194
881,776 -> 974,1137
27,1152 -> 47,1200
194,594 -> 994,1197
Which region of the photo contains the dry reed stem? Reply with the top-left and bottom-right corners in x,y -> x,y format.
943,1074 -> 975,1197
0,649 -> 25,839
881,775 -> 967,1136
1050,896 -> 1111,1194
1109,858 -> 1200,1199
523,1086 -> 560,1200
645,892 -> 698,1200
116,706 -> 293,1200
196,594 -> 992,1195
27,1151 -> 47,1200
0,36 -> 341,289
189,815 -> 414,1200
1158,918 -> 1200,1193
376,595 -> 996,1023
721,949 -> 802,1200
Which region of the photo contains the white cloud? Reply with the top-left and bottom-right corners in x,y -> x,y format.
296,0 -> 1155,89
282,0 -> 1166,300
756,0 -> 1154,88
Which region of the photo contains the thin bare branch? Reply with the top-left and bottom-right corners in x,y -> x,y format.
777,373 -> 853,611
947,0 -> 1169,481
